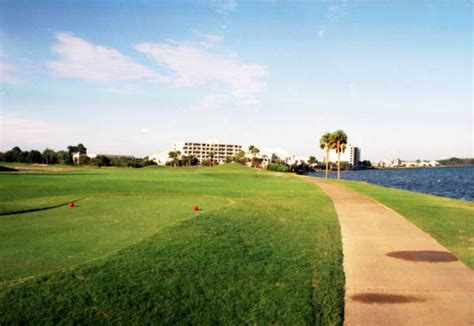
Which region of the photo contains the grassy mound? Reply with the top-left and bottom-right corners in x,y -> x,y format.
0,164 -> 344,324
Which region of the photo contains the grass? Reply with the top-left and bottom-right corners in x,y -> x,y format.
335,179 -> 474,269
0,163 -> 344,324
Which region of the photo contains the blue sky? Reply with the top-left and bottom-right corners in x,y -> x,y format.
0,0 -> 472,160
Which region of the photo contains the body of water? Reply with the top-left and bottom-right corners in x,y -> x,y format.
307,166 -> 474,201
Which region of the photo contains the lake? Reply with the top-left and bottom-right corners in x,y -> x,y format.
307,166 -> 474,201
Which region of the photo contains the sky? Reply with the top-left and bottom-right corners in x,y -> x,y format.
0,0 -> 472,161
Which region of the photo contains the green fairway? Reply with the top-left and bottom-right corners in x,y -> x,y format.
335,179 -> 474,269
0,164 -> 344,324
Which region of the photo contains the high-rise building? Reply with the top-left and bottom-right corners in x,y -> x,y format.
349,146 -> 361,168
328,145 -> 361,168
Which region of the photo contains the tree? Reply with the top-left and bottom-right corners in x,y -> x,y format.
208,150 -> 215,167
308,156 -> 317,166
267,163 -> 289,172
168,151 -> 181,167
77,143 -> 87,154
235,150 -> 245,159
142,157 -> 158,167
42,148 -> 57,165
248,145 -> 260,167
182,155 -> 198,167
56,150 -> 71,164
248,145 -> 260,158
182,155 -> 190,166
91,155 -> 110,167
3,150 -> 14,162
67,145 -> 78,154
251,157 -> 263,168
359,160 -> 372,169
26,150 -> 43,164
319,132 -> 334,179
234,150 -> 247,165
67,145 -> 78,165
11,146 -> 27,162
332,130 -> 348,179
79,155 -> 91,165
67,144 -> 87,165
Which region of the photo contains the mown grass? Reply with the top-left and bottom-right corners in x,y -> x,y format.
0,164 -> 344,324
336,179 -> 474,269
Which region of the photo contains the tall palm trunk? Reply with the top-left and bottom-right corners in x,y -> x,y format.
337,150 -> 341,179
325,148 -> 329,179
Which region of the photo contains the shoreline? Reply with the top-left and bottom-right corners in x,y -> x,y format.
310,164 -> 473,173
305,167 -> 473,202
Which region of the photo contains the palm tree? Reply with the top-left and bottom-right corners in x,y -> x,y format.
209,150 -> 215,167
319,132 -> 334,179
176,151 -> 181,166
308,156 -> 317,166
332,130 -> 348,179
182,155 -> 192,166
248,145 -> 260,167
248,145 -> 255,156
168,151 -> 181,167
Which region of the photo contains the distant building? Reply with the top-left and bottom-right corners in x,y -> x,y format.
148,151 -> 170,165
151,141 -> 243,165
179,141 -> 242,164
286,155 -> 307,165
377,158 -> 439,168
260,154 -> 272,168
349,146 -> 361,169
328,144 -> 361,168
245,150 -> 293,168
403,160 -> 440,168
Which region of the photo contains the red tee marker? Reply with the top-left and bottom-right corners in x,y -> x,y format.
69,201 -> 75,208
193,206 -> 199,212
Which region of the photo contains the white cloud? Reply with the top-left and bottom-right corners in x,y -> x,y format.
211,0 -> 237,13
326,0 -> 348,22
189,94 -> 230,111
0,63 -> 21,84
318,28 -> 326,40
192,30 -> 223,43
141,128 -> 149,133
45,32 -> 266,111
48,33 -> 165,83
135,41 -> 266,97
106,84 -> 144,95
235,98 -> 260,111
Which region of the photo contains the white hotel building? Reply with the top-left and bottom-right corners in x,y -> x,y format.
150,141 -> 243,165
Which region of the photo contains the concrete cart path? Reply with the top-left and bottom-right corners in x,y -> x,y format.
305,178 -> 474,326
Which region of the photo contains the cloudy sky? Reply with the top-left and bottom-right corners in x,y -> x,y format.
0,0 -> 472,161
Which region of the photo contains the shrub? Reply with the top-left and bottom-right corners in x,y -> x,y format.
267,163 -> 289,172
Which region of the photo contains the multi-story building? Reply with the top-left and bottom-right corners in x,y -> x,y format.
175,141 -> 243,164
328,145 -> 361,168
349,146 -> 361,169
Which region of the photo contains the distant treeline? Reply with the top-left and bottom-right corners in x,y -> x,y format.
0,145 -> 156,168
437,157 -> 474,166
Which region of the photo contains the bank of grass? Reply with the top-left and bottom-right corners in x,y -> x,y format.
0,164 -> 344,324
336,179 -> 474,269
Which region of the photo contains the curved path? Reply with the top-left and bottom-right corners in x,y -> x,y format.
305,178 -> 474,325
